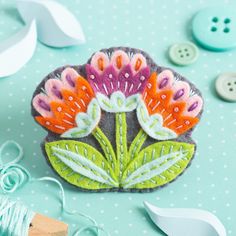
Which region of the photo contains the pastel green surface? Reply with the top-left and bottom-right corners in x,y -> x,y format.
192,6 -> 236,51
0,0 -> 236,235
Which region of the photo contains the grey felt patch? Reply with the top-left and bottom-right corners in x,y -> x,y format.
32,47 -> 203,193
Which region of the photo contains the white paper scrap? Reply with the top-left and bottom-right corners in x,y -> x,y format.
0,20 -> 37,78
17,0 -> 86,47
144,201 -> 226,236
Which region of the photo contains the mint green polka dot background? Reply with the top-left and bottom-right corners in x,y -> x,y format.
0,0 -> 235,235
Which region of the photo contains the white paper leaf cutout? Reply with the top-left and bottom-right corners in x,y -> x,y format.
144,202 -> 226,236
0,20 -> 37,78
17,0 -> 86,47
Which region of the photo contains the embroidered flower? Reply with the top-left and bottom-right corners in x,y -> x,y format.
86,50 -> 150,112
33,68 -> 101,138
137,70 -> 203,140
31,47 -> 204,192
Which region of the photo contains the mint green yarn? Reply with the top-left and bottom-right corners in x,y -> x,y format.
0,140 -> 110,236
0,196 -> 35,236
0,140 -> 30,193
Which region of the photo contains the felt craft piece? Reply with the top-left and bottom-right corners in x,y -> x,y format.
0,20 -> 37,78
32,47 -> 203,192
17,0 -> 86,47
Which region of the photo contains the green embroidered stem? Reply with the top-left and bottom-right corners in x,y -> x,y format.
92,127 -> 117,172
128,129 -> 147,161
116,112 -> 128,179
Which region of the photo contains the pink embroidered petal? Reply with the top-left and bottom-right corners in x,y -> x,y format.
90,51 -> 109,74
172,81 -> 190,101
86,64 -> 106,95
101,65 -> 118,95
61,68 -> 79,91
110,50 -> 130,72
157,70 -> 174,91
130,53 -> 147,75
45,79 -> 64,101
33,93 -> 53,117
184,95 -> 203,117
131,66 -> 150,95
118,64 -> 134,96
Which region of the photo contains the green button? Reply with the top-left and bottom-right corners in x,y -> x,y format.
215,73 -> 236,102
169,42 -> 199,66
192,6 -> 236,51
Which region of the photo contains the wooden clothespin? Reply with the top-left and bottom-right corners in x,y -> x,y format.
29,213 -> 68,236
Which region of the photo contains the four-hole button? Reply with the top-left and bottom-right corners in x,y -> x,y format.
192,6 -> 236,51
215,73 -> 236,102
169,42 -> 199,66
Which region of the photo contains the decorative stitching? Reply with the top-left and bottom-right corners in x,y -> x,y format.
128,129 -> 147,161
123,150 -> 189,187
116,112 -> 128,179
122,141 -> 195,189
32,49 -> 203,192
142,71 -> 203,136
61,98 -> 101,138
45,140 -> 118,190
92,127 -> 117,173
137,100 -> 178,140
96,91 -> 140,113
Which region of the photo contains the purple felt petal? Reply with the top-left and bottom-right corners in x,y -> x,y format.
118,65 -> 134,97
86,64 -> 105,95
184,95 -> 203,117
101,65 -> 118,95
45,79 -> 63,100
131,66 -> 150,95
33,93 -> 53,117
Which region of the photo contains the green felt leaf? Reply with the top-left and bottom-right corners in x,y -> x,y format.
121,141 -> 195,189
45,140 -> 119,190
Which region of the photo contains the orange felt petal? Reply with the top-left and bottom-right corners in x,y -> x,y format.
145,72 -> 157,94
35,116 -> 74,134
61,89 -> 87,113
75,76 -> 95,98
50,101 -> 76,126
74,76 -> 95,109
145,90 -> 173,115
166,116 -> 199,135
165,102 -> 186,120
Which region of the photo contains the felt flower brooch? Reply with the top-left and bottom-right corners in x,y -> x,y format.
32,47 -> 203,192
